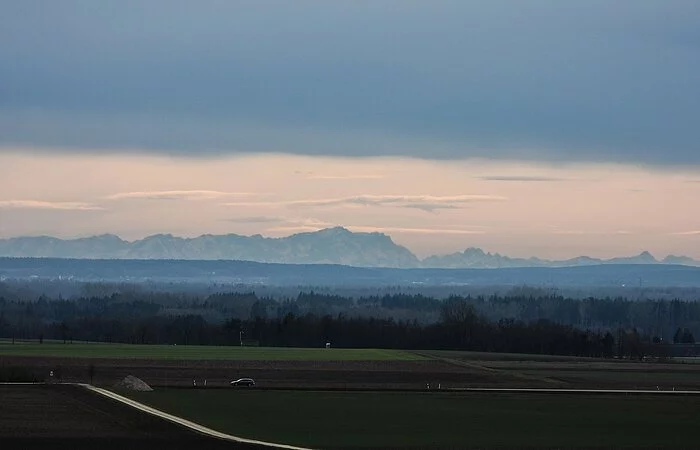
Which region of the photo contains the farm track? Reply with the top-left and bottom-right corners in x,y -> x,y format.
7,352 -> 700,391
0,384 -> 266,450
1,354 -> 516,389
411,350 -> 566,386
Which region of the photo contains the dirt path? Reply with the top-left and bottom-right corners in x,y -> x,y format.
0,384 -> 265,450
412,351 -> 567,386
0,355 -> 492,389
86,384 -> 309,449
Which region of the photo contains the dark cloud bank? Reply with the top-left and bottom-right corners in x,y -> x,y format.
1,0 -> 698,165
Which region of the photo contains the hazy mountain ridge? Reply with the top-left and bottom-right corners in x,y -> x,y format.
2,258 -> 700,288
0,227 -> 419,268
0,228 -> 697,268
422,248 -> 695,268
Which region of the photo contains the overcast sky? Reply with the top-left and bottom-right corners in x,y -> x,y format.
1,1 -> 699,258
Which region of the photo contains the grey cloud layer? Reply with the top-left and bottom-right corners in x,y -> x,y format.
1,1 -> 698,164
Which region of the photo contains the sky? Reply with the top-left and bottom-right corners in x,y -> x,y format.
1,1 -> 699,259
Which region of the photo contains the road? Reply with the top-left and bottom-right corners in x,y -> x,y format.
84,384 -> 311,450
6,381 -> 698,450
448,386 -> 700,395
0,383 -> 306,450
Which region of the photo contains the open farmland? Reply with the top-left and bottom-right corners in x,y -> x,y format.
6,343 -> 700,449
420,350 -> 700,390
125,389 -> 700,449
0,384 -> 256,450
5,342 -> 700,390
0,355 -> 506,390
0,341 -> 424,361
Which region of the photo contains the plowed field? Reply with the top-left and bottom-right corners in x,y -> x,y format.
0,384 -> 261,450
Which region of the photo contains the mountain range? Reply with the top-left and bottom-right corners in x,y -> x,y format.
0,227 -> 697,268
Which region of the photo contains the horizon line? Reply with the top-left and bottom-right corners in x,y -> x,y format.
0,227 -> 696,263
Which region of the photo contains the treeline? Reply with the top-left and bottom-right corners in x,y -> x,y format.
0,280 -> 700,341
2,285 -> 700,354
0,292 -> 686,359
6,288 -> 700,337
1,298 -> 621,358
237,299 -> 621,357
3,279 -> 700,310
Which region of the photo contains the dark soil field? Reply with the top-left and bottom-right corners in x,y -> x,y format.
0,384 -> 262,450
5,347 -> 700,450
0,342 -> 422,361
1,355 -> 519,389
5,349 -> 700,390
126,389 -> 700,449
421,350 -> 700,390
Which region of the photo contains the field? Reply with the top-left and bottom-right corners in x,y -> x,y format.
6,343 -> 700,448
5,341 -> 700,390
418,350 -> 700,390
0,384 -> 254,450
125,388 -> 700,449
0,341 -> 423,361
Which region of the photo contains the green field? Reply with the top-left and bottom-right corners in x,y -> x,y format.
0,341 -> 425,361
420,349 -> 603,363
125,389 -> 700,449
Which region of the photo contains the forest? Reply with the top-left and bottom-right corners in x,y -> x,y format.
1,280 -> 699,358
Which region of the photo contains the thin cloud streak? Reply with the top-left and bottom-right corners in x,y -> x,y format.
226,194 -> 506,212
552,230 -> 636,236
348,226 -> 486,236
267,223 -> 485,236
266,218 -> 336,233
0,200 -> 102,211
107,190 -> 256,201
225,216 -> 285,224
306,175 -> 384,180
478,175 -> 567,182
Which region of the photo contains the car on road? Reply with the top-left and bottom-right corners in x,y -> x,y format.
230,378 -> 255,387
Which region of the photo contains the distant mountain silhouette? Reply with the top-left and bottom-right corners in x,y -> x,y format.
663,255 -> 698,265
424,249 -> 694,268
0,227 -> 419,268
423,247 -> 546,268
0,228 -> 697,268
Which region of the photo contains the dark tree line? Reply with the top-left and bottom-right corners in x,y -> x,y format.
2,284 -> 700,358
3,281 -> 700,338
0,294 -> 635,358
